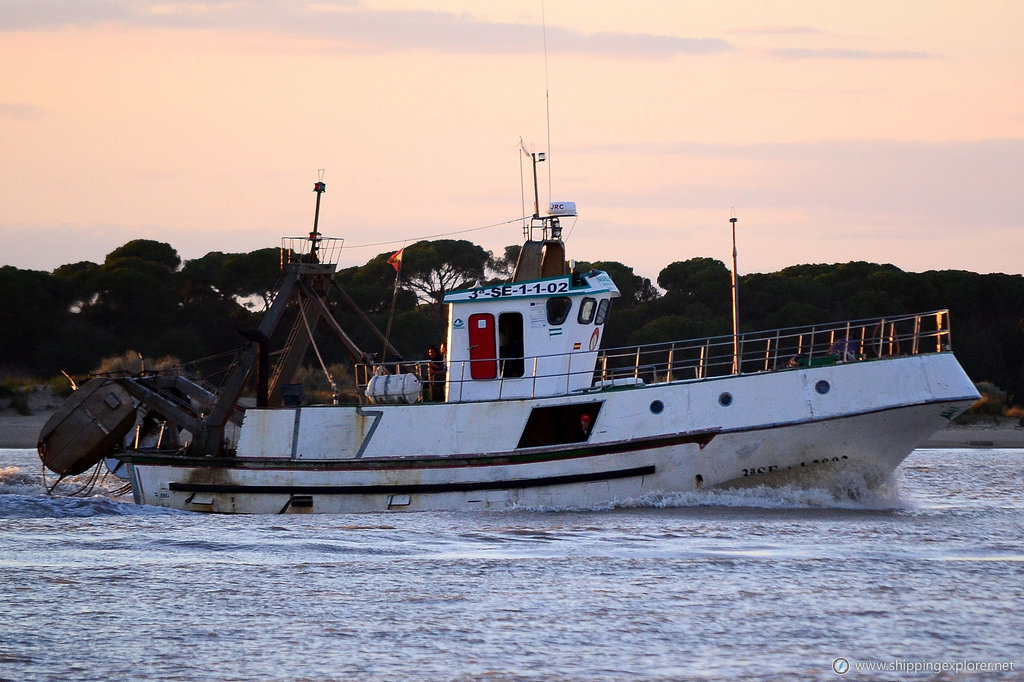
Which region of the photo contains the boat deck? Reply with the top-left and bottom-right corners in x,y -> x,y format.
357,310 -> 956,403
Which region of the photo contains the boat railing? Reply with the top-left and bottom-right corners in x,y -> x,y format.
280,236 -> 344,267
596,309 -> 953,384
355,356 -> 602,404
354,310 -> 954,403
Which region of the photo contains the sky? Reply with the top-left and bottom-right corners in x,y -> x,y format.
2,0 -> 1022,284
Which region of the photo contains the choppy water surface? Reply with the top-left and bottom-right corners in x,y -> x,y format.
1,447 -> 1022,680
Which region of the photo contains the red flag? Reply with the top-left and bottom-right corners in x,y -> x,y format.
387,248 -> 404,272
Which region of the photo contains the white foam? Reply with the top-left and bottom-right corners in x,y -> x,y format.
512,466 -> 908,513
0,461 -> 186,518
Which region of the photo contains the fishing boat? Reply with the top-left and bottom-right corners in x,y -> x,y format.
38,180 -> 979,513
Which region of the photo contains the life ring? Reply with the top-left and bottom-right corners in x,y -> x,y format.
589,328 -> 600,351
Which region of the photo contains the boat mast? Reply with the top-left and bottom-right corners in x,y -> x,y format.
532,151 -> 542,219
310,170 -> 326,262
729,208 -> 740,375
520,140 -> 547,223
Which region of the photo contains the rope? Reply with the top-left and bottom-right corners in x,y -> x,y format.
342,216 -> 527,251
87,348 -> 240,384
563,215 -> 579,243
298,297 -> 337,399
109,481 -> 133,497
42,458 -> 106,498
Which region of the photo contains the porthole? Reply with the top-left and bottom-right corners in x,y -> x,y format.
815,380 -> 831,395
650,400 -> 664,414
718,392 -> 733,407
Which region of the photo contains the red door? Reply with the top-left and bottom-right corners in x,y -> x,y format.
468,313 -> 497,379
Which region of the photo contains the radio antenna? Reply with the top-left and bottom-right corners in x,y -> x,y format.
542,0 -> 552,206
519,138 -> 528,236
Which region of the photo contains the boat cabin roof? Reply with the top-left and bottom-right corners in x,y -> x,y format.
443,269 -> 620,305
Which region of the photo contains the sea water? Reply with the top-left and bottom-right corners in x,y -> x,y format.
1,447 -> 1021,681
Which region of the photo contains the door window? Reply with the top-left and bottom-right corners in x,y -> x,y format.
498,312 -> 525,378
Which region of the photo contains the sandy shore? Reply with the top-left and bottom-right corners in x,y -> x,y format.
0,413 -> 52,449
918,418 -> 1024,448
0,388 -> 64,449
3,388 -> 1023,450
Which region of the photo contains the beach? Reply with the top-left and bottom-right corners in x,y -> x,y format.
919,417 -> 1024,448
3,386 -> 1022,450
0,388 -> 63,449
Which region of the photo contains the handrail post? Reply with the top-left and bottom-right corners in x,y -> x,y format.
534,356 -> 540,397
457,361 -> 467,402
737,333 -> 745,374
563,353 -> 570,395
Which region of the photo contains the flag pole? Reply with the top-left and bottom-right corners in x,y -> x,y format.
382,247 -> 404,363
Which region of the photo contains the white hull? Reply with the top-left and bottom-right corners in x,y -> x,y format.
124,353 -> 977,514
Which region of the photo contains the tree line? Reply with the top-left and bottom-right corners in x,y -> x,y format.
1,238 -> 1022,405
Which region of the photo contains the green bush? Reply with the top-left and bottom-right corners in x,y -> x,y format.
93,351 -> 183,376
968,381 -> 1007,416
45,374 -> 77,398
8,395 -> 31,415
294,363 -> 360,405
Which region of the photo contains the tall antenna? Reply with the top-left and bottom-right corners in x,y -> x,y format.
519,138 -> 528,236
729,207 -> 740,375
542,0 -> 552,206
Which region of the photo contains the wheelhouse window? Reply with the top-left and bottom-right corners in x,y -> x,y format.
546,296 -> 572,325
595,299 -> 611,325
498,312 -> 525,378
578,297 -> 597,324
